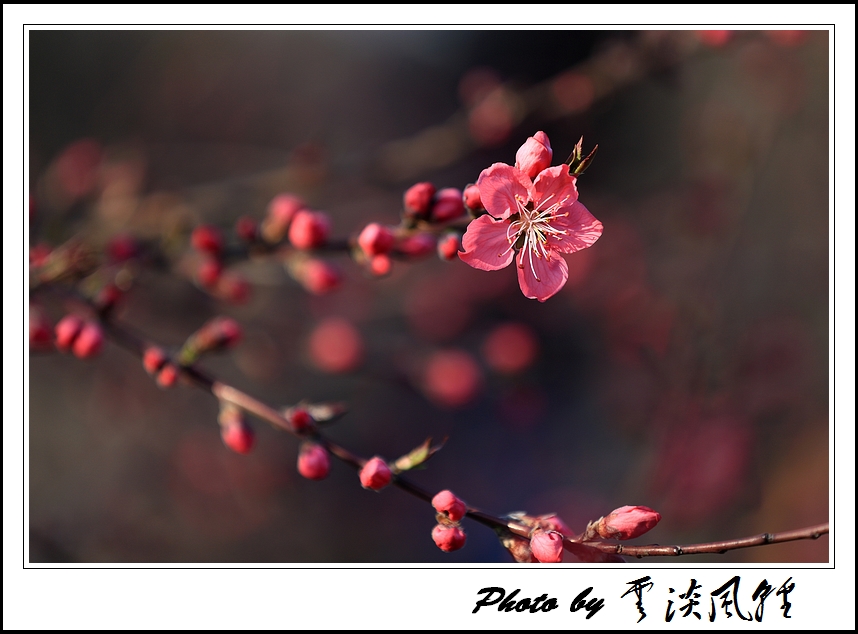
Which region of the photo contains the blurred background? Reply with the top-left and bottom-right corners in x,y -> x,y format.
28,29 -> 829,563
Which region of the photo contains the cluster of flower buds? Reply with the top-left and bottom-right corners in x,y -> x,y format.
190,224 -> 250,304
297,441 -> 330,480
258,192 -> 333,250
142,346 -> 180,388
402,183 -> 466,225
431,490 -> 467,552
359,456 -> 392,491
356,222 -> 396,277
218,403 -> 255,454
54,314 -> 104,359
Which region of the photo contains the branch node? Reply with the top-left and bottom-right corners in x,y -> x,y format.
674,546 -> 682,556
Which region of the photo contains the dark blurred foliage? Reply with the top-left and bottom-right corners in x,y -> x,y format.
28,30 -> 829,563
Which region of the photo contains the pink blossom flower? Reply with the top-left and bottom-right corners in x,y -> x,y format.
459,132 -> 603,302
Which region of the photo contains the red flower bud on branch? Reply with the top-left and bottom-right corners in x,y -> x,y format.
358,223 -> 395,257
72,322 -> 104,359
432,524 -> 466,552
596,505 -> 661,540
359,456 -> 392,491
55,314 -> 84,351
288,210 -> 330,250
298,442 -> 330,480
430,188 -> 465,223
432,490 -> 467,522
403,182 -> 436,219
191,225 -> 224,257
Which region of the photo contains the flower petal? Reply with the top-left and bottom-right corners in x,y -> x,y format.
551,199 -> 604,253
516,249 -> 569,302
458,214 -> 515,271
477,163 -> 530,220
531,165 -> 578,212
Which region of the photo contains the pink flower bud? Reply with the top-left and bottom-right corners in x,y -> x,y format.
29,305 -> 53,350
29,243 -> 52,267
197,258 -> 223,288
191,225 -> 224,256
234,215 -> 258,242
288,210 -> 330,250
106,234 -> 138,263
55,314 -> 84,351
217,272 -> 251,305
403,182 -> 436,218
530,529 -> 564,563
359,456 -> 392,491
368,254 -> 391,277
286,407 -> 314,432
156,363 -> 179,388
515,131 -> 553,179
463,184 -> 483,210
221,418 -> 255,454
437,233 -> 460,261
432,524 -> 466,552
430,188 -> 465,223
596,505 -> 661,540
262,194 -> 305,243
95,284 -> 123,312
298,442 -> 330,480
297,258 -> 342,295
357,223 -> 395,257
72,322 -> 103,358
432,490 -> 467,522
143,346 -> 168,375
395,233 -> 436,258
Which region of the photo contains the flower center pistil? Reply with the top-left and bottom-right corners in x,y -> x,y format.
501,193 -> 570,281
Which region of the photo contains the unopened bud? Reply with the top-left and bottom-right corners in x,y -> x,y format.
55,314 -> 84,352
285,406 -> 314,432
359,456 -> 392,491
234,216 -> 258,243
432,490 -> 467,522
437,233 -> 460,261
94,284 -> 123,312
197,258 -> 223,288
515,131 -> 553,179
106,234 -> 137,264
220,414 -> 255,454
29,305 -> 54,350
262,194 -> 304,243
297,442 -> 330,480
295,258 -> 342,295
432,524 -> 466,552
530,529 -> 564,563
463,184 -> 483,210
368,254 -> 391,277
143,346 -> 168,375
156,363 -> 179,388
72,322 -> 104,358
430,188 -> 465,223
216,272 -> 251,305
288,210 -> 330,250
191,225 -> 224,256
195,316 -> 243,352
357,223 -> 395,257
596,505 -> 661,540
403,182 -> 436,219
395,233 -> 436,259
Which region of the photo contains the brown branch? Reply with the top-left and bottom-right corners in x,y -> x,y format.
582,523 -> 829,557
95,304 -> 828,561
